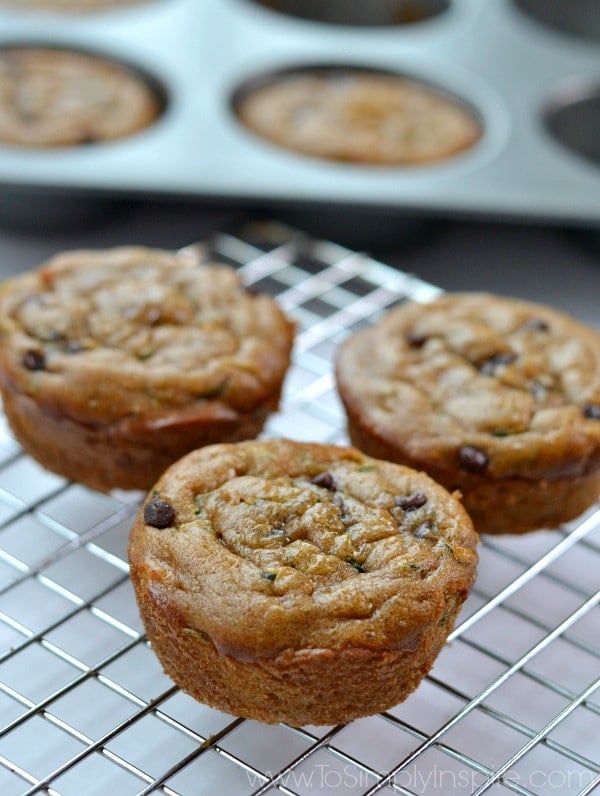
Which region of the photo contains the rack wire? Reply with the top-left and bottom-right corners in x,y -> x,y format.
0,223 -> 598,796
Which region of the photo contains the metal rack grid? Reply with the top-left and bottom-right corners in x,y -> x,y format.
0,224 -> 598,796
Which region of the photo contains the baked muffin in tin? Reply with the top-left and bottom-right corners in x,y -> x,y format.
0,47 -> 162,147
336,293 -> 600,535
128,438 -> 478,726
236,66 -> 482,166
0,247 -> 294,491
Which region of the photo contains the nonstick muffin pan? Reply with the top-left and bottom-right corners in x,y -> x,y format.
0,0 -> 599,226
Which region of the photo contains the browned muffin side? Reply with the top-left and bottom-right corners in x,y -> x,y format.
0,247 -> 294,491
128,439 -> 478,726
336,293 -> 600,534
0,47 -> 161,146
236,68 -> 481,165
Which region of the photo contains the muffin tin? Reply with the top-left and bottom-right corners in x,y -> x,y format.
0,0 -> 599,226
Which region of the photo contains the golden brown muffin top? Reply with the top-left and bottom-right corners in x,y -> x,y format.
0,246 -> 294,425
128,439 -> 477,661
0,47 -> 161,146
236,69 -> 481,165
336,293 -> 600,481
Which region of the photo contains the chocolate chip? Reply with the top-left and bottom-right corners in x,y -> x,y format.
522,318 -> 549,332
311,472 -> 337,491
458,445 -> 489,472
405,330 -> 428,348
479,352 -> 517,375
143,494 -> 176,529
22,349 -> 46,371
583,403 -> 600,420
394,492 -> 428,511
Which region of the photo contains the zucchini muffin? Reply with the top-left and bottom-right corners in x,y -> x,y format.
0,47 -> 162,147
336,293 -> 600,535
235,67 -> 481,166
128,438 -> 478,726
0,247 -> 294,491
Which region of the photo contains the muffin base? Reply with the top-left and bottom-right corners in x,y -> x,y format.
136,578 -> 463,726
1,388 -> 275,492
346,412 -> 600,535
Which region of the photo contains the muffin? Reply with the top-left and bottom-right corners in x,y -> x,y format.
254,0 -> 447,26
0,47 -> 162,147
235,67 -> 481,166
128,439 -> 477,726
0,247 -> 294,491
336,293 -> 600,535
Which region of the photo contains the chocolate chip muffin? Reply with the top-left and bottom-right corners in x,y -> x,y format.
0,247 -> 294,491
128,439 -> 477,726
336,293 -> 600,535
235,67 -> 481,166
0,47 -> 162,147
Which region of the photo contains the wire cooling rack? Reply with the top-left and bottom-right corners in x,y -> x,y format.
0,224 -> 598,796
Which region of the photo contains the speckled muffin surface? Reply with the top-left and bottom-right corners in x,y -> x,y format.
336,292 -> 600,534
0,47 -> 161,147
128,439 -> 477,726
236,69 -> 481,165
0,247 -> 294,491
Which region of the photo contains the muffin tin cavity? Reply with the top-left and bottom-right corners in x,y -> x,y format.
544,81 -> 600,168
245,0 -> 450,27
513,0 -> 600,45
0,45 -> 167,147
233,65 -> 482,167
